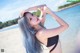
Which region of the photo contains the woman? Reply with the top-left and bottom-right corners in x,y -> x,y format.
18,4 -> 69,53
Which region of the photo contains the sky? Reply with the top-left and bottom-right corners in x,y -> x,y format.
0,0 -> 70,22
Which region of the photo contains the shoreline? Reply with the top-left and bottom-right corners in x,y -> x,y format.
57,3 -> 80,12
0,24 -> 18,32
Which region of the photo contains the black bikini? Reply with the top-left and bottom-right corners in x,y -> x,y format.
46,35 -> 59,52
39,22 -> 59,52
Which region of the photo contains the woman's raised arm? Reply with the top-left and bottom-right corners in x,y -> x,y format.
20,4 -> 46,17
38,6 -> 69,38
26,4 -> 46,11
46,6 -> 69,27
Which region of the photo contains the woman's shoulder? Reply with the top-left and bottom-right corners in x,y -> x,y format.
36,29 -> 45,36
36,29 -> 47,38
36,28 -> 61,38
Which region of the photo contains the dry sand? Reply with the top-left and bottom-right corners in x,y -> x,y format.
0,27 -> 76,53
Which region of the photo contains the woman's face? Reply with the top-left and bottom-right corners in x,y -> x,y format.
25,13 -> 41,27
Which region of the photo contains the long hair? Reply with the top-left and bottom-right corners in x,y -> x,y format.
18,12 -> 46,53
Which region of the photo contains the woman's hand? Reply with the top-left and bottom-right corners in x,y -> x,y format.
37,4 -> 46,8
26,4 -> 46,12
38,4 -> 47,15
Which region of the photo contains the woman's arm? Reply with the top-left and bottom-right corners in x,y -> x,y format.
37,6 -> 69,38
26,4 -> 46,11
20,4 -> 46,17
46,6 -> 69,27
39,6 -> 47,25
21,4 -> 46,25
40,11 -> 46,25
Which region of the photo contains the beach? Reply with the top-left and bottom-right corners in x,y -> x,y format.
0,27 -> 49,53
0,0 -> 80,53
0,27 -> 76,53
0,4 -> 80,53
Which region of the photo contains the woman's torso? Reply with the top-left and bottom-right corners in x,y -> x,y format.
36,23 -> 59,52
36,29 -> 59,47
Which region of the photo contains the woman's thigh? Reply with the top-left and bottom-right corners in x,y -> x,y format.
50,40 -> 62,53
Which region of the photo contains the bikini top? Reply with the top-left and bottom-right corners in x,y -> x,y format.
38,23 -> 59,52
47,35 -> 59,47
46,35 -> 59,52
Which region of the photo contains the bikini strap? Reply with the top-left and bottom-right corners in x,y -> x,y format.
50,41 -> 58,52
